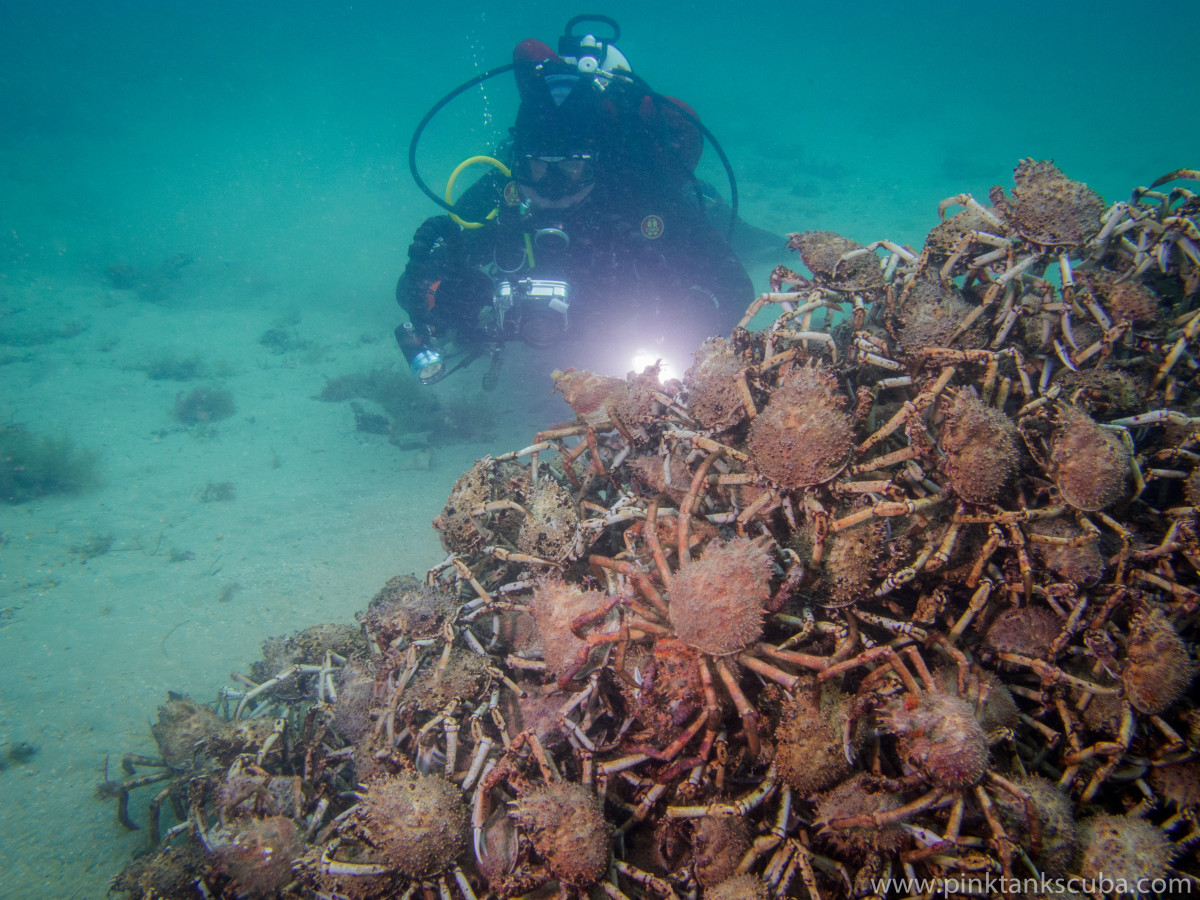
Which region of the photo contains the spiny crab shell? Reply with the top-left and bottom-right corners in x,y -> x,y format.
685,337 -> 749,431
1122,606 -> 1195,715
1050,405 -> 1132,512
516,476 -> 581,563
348,772 -> 469,878
877,691 -> 989,788
510,782 -> 613,889
434,457 -> 528,555
989,158 -> 1106,249
939,389 -> 1019,504
551,368 -> 629,426
787,230 -> 885,292
745,361 -> 854,489
667,536 -> 772,656
924,204 -> 1000,261
895,277 -> 987,351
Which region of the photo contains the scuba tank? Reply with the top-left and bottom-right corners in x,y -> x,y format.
557,15 -> 632,81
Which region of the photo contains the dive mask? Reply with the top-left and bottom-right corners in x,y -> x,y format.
513,154 -> 595,200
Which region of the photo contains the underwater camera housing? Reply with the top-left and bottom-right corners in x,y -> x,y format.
491,277 -> 571,350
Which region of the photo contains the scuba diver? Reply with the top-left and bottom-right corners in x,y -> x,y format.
396,15 -> 754,388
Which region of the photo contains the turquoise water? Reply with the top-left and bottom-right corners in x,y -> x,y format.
7,1 -> 1197,280
1,1 -> 1197,896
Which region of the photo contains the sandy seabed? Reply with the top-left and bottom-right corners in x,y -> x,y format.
0,261 -> 569,897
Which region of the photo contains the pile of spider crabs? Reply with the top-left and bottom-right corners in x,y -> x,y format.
111,161 -> 1200,900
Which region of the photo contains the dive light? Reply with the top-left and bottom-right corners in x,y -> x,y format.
397,322 -> 446,385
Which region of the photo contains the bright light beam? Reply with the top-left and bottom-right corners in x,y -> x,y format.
630,347 -> 674,381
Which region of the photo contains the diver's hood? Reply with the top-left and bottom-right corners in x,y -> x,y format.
512,56 -> 612,159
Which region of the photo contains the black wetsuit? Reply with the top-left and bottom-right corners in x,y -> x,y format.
396,153 -> 754,362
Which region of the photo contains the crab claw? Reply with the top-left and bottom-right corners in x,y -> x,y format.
1150,169 -> 1200,189
474,804 -> 520,884
473,824 -> 486,865
843,717 -> 858,765
902,822 -> 953,851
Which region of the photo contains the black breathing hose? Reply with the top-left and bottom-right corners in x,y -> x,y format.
407,63 -> 739,240
407,63 -> 515,214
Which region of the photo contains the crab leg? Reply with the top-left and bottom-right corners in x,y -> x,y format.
973,785 -> 1014,877
776,329 -> 838,361
666,763 -> 777,818
1151,332 -> 1196,394
937,194 -> 1005,230
830,496 -> 942,533
461,721 -> 494,790
950,281 -> 1004,343
1111,408 -> 1200,428
713,658 -> 761,758
995,652 -> 1118,694
677,448 -> 725,565
471,759 -> 497,867
320,843 -> 392,877
234,664 -> 315,720
823,787 -> 946,831
736,785 -> 792,873
737,291 -> 811,329
996,253 -> 1040,286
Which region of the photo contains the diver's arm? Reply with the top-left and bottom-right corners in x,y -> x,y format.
396,214 -> 464,330
396,210 -> 499,350
395,213 -> 490,383
703,232 -> 755,329
672,217 -> 755,334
